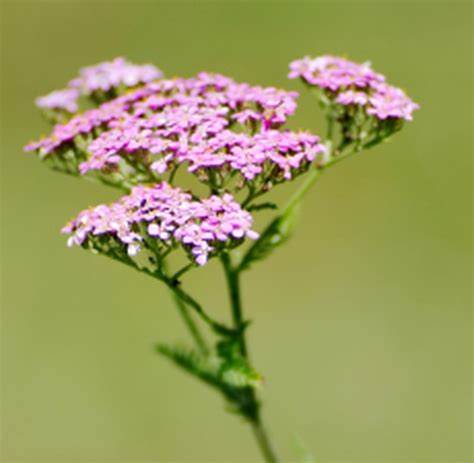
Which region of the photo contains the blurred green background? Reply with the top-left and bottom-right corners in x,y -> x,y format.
1,1 -> 472,462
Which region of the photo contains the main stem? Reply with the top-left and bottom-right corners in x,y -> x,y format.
221,253 -> 247,357
251,420 -> 280,463
220,253 -> 280,463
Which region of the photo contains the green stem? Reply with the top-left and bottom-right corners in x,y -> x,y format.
161,261 -> 208,354
170,290 -> 209,354
252,420 -> 280,463
220,253 -> 280,463
220,253 -> 247,356
280,139 -> 364,218
326,111 -> 335,140
164,282 -> 235,337
48,163 -> 131,192
280,168 -> 322,217
171,262 -> 195,282
100,248 -> 233,337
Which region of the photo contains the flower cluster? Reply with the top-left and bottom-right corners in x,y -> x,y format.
69,57 -> 162,95
35,57 -> 162,114
26,72 -> 325,190
82,125 -> 324,183
62,182 -> 258,266
185,129 -> 325,181
288,55 -> 419,121
27,57 -> 418,269
35,88 -> 80,113
25,98 -> 126,155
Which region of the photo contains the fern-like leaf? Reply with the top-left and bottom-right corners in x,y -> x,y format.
156,343 -> 222,389
157,342 -> 262,393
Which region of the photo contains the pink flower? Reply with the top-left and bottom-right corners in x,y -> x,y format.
289,55 -> 418,121
62,182 -> 258,266
27,72 -> 322,190
69,57 -> 163,94
336,90 -> 369,106
36,88 -> 80,113
367,84 -> 419,121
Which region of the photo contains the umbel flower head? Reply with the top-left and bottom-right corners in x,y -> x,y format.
288,55 -> 419,121
35,88 -> 81,114
68,57 -> 162,95
63,182 -> 258,266
288,55 -> 418,153
25,65 -> 326,194
25,55 -> 418,269
35,57 -> 162,116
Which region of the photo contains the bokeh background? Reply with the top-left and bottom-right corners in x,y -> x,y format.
1,1 -> 472,462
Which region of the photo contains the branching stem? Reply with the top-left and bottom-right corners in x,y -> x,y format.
170,289 -> 209,354
161,261 -> 208,354
100,248 -> 233,337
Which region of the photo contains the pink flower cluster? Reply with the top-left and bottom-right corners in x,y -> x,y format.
35,88 -> 80,113
184,129 -> 325,181
25,98 -> 128,154
288,55 -> 418,121
69,57 -> 162,94
26,73 -> 324,187
83,122 -> 324,182
62,182 -> 258,266
35,57 -> 162,113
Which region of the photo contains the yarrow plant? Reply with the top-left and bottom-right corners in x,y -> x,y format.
25,55 -> 418,462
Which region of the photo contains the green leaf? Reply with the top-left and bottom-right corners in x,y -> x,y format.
238,203 -> 301,272
156,343 -> 222,389
157,342 -> 262,392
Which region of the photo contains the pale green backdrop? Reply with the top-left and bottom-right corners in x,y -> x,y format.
1,1 -> 472,462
